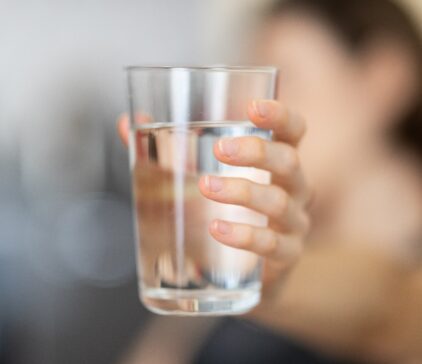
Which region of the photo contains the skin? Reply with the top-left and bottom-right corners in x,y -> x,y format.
118,11 -> 422,364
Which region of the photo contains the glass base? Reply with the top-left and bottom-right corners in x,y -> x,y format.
141,287 -> 261,316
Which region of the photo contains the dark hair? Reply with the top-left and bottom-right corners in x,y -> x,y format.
267,0 -> 422,159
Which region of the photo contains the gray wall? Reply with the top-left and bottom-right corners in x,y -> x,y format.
0,1 -> 206,363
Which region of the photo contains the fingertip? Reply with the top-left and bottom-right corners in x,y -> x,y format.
247,100 -> 268,126
209,220 -> 222,242
117,115 -> 129,146
117,113 -> 129,128
213,138 -> 241,165
198,175 -> 209,195
212,139 -> 230,163
248,99 -> 282,127
209,219 -> 219,234
212,141 -> 222,159
247,101 -> 260,124
248,100 -> 306,145
209,220 -> 235,246
215,219 -> 233,235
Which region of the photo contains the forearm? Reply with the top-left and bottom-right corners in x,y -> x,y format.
365,268 -> 422,363
250,244 -> 411,360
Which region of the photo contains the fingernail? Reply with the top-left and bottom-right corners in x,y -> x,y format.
218,138 -> 239,157
253,100 -> 271,119
214,220 -> 232,235
204,176 -> 223,192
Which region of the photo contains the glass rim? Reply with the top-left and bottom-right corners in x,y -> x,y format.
125,65 -> 278,74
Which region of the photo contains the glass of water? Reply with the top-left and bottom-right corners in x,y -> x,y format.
126,66 -> 277,315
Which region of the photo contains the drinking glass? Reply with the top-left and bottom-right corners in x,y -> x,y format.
126,65 -> 277,315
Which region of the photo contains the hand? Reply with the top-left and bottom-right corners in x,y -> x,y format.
199,101 -> 310,288
117,100 -> 310,307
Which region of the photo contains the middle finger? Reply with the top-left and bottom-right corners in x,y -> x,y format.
213,136 -> 306,197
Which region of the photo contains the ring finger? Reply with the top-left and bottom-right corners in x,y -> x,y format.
213,136 -> 307,199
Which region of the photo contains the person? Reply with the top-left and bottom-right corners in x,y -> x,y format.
117,0 -> 422,363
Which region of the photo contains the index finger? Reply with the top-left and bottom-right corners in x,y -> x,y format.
247,100 -> 306,146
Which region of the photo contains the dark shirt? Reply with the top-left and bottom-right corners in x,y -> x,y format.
193,318 -> 361,364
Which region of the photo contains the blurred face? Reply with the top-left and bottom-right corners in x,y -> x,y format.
255,13 -> 381,195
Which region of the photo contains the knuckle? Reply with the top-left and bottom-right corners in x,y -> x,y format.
241,225 -> 255,248
263,231 -> 279,256
291,113 -> 307,140
284,148 -> 300,175
269,187 -> 288,217
276,102 -> 289,124
250,137 -> 267,165
237,179 -> 252,205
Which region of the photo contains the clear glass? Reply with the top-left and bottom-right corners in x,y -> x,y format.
126,65 -> 278,316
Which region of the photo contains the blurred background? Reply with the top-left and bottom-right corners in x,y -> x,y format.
0,0 -> 421,364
